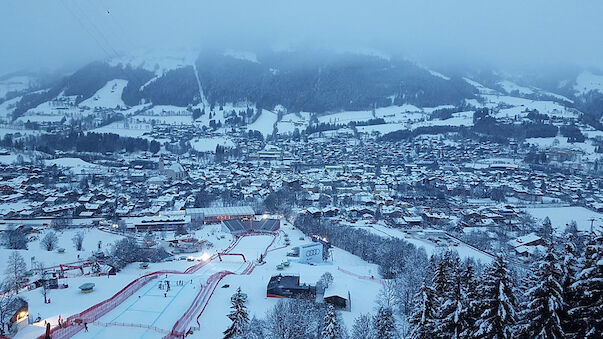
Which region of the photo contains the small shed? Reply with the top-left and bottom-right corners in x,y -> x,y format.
323,285 -> 351,311
99,264 -> 116,276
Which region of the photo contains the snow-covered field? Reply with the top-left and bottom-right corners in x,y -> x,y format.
0,76 -> 32,100
45,158 -> 108,175
463,78 -> 497,95
318,105 -> 423,125
275,112 -> 311,135
412,111 -> 474,128
482,95 -> 576,119
498,80 -> 534,95
133,114 -> 193,125
79,80 -> 128,109
355,110 -> 472,136
574,71 -> 603,95
0,127 -> 41,138
0,96 -> 22,120
190,137 -> 235,152
524,137 -> 598,161
525,206 -> 603,234
248,109 -> 277,137
92,121 -> 153,138
108,50 -> 199,77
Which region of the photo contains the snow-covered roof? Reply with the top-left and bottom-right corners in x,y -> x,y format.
186,206 -> 254,217
508,233 -> 543,248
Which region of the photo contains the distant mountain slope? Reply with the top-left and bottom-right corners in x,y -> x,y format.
4,50 -> 602,125
196,50 -> 477,112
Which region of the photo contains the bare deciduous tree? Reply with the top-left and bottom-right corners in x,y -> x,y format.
4,252 -> 26,294
40,232 -> 58,251
72,231 -> 85,251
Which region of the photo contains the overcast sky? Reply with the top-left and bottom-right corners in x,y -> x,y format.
2,0 -> 602,76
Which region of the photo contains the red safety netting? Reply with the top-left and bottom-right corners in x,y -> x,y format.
38,273 -> 159,339
165,270 -> 233,338
40,232 -> 278,339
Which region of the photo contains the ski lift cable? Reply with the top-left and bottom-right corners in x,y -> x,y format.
93,2 -> 136,51
81,0 -> 132,56
59,0 -> 114,59
70,0 -> 120,58
68,0 -> 120,58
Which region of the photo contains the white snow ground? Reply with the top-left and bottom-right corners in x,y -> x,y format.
574,71 -> 603,95
248,109 -> 277,137
525,206 -> 603,234
79,80 -> 128,109
190,137 -> 235,152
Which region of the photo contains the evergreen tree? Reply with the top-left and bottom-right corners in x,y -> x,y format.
540,217 -> 553,241
352,313 -> 374,339
374,306 -> 396,339
560,233 -> 580,335
473,253 -> 516,339
519,244 -> 565,338
321,304 -> 343,339
568,234 -> 603,338
224,287 -> 250,339
149,140 -> 160,154
3,226 -> 27,250
432,255 -> 453,300
460,261 -> 480,338
409,282 -> 437,339
438,268 -> 469,339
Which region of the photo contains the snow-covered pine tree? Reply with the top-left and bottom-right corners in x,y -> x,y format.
224,287 -> 250,339
437,264 -> 470,339
374,306 -> 396,339
560,233 -> 581,335
321,304 -> 343,339
473,253 -> 517,339
539,216 -> 553,241
519,244 -> 565,338
460,261 -> 480,338
409,282 -> 437,339
568,233 -> 603,338
432,252 -> 454,301
352,313 -> 374,339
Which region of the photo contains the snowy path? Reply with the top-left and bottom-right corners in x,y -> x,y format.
191,62 -> 207,107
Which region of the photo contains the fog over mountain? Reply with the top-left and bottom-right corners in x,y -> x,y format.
2,0 -> 603,76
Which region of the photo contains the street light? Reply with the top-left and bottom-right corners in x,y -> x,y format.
200,252 -> 211,261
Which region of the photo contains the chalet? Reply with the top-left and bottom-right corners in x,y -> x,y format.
3,297 -> 28,336
514,188 -> 543,202
323,285 -> 351,311
508,233 -> 547,257
266,274 -> 316,299
403,216 -> 423,227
